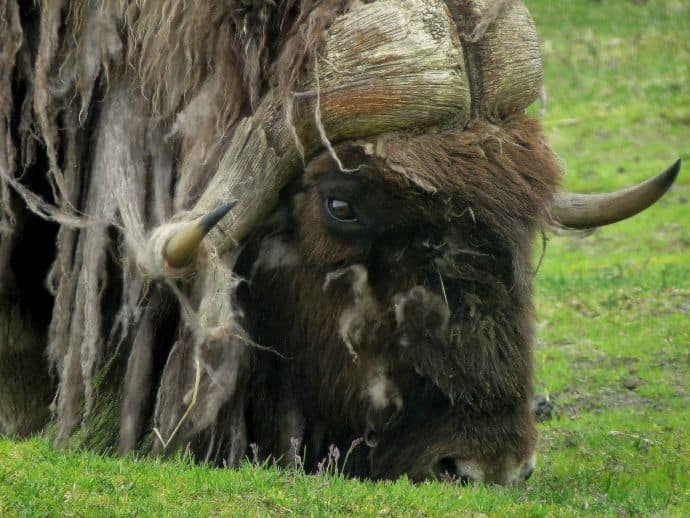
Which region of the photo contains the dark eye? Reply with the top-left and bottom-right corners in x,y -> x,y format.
326,198 -> 358,222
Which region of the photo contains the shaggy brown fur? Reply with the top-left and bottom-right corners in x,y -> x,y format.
240,115 -> 560,480
0,0 -> 355,451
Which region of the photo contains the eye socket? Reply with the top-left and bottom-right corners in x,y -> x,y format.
326,197 -> 358,222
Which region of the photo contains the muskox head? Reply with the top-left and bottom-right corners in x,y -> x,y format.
238,122 -> 554,482
234,117 -> 678,482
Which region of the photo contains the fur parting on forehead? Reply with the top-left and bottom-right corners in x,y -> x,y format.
353,117 -> 562,219
349,135 -> 438,193
366,364 -> 402,412
251,236 -> 300,275
323,265 -> 379,362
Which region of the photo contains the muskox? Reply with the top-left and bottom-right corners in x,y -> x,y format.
0,0 -> 680,483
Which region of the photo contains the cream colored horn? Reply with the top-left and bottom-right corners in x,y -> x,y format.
159,0 -> 548,265
551,160 -> 681,229
164,202 -> 236,268
446,0 -> 543,120
193,0 -> 472,254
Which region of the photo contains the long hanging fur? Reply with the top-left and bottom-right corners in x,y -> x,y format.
0,0 -> 354,459
0,0 -> 23,292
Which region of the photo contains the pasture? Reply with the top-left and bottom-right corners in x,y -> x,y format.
1,0 -> 688,515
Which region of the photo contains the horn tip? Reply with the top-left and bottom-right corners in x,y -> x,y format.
669,157 -> 681,178
200,201 -> 237,234
653,159 -> 681,194
163,202 -> 237,269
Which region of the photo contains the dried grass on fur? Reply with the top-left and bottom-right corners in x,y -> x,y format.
0,0 -> 354,461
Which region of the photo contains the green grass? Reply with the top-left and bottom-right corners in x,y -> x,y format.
2,1 -> 689,516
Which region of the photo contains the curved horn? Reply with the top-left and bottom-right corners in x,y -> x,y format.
164,202 -> 236,268
163,0 -> 543,255
551,160 -> 681,229
193,0 -> 472,253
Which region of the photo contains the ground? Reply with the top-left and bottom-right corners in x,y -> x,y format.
1,0 -> 688,516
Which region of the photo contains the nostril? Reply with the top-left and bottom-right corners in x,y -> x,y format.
519,454 -> 537,483
522,465 -> 534,481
